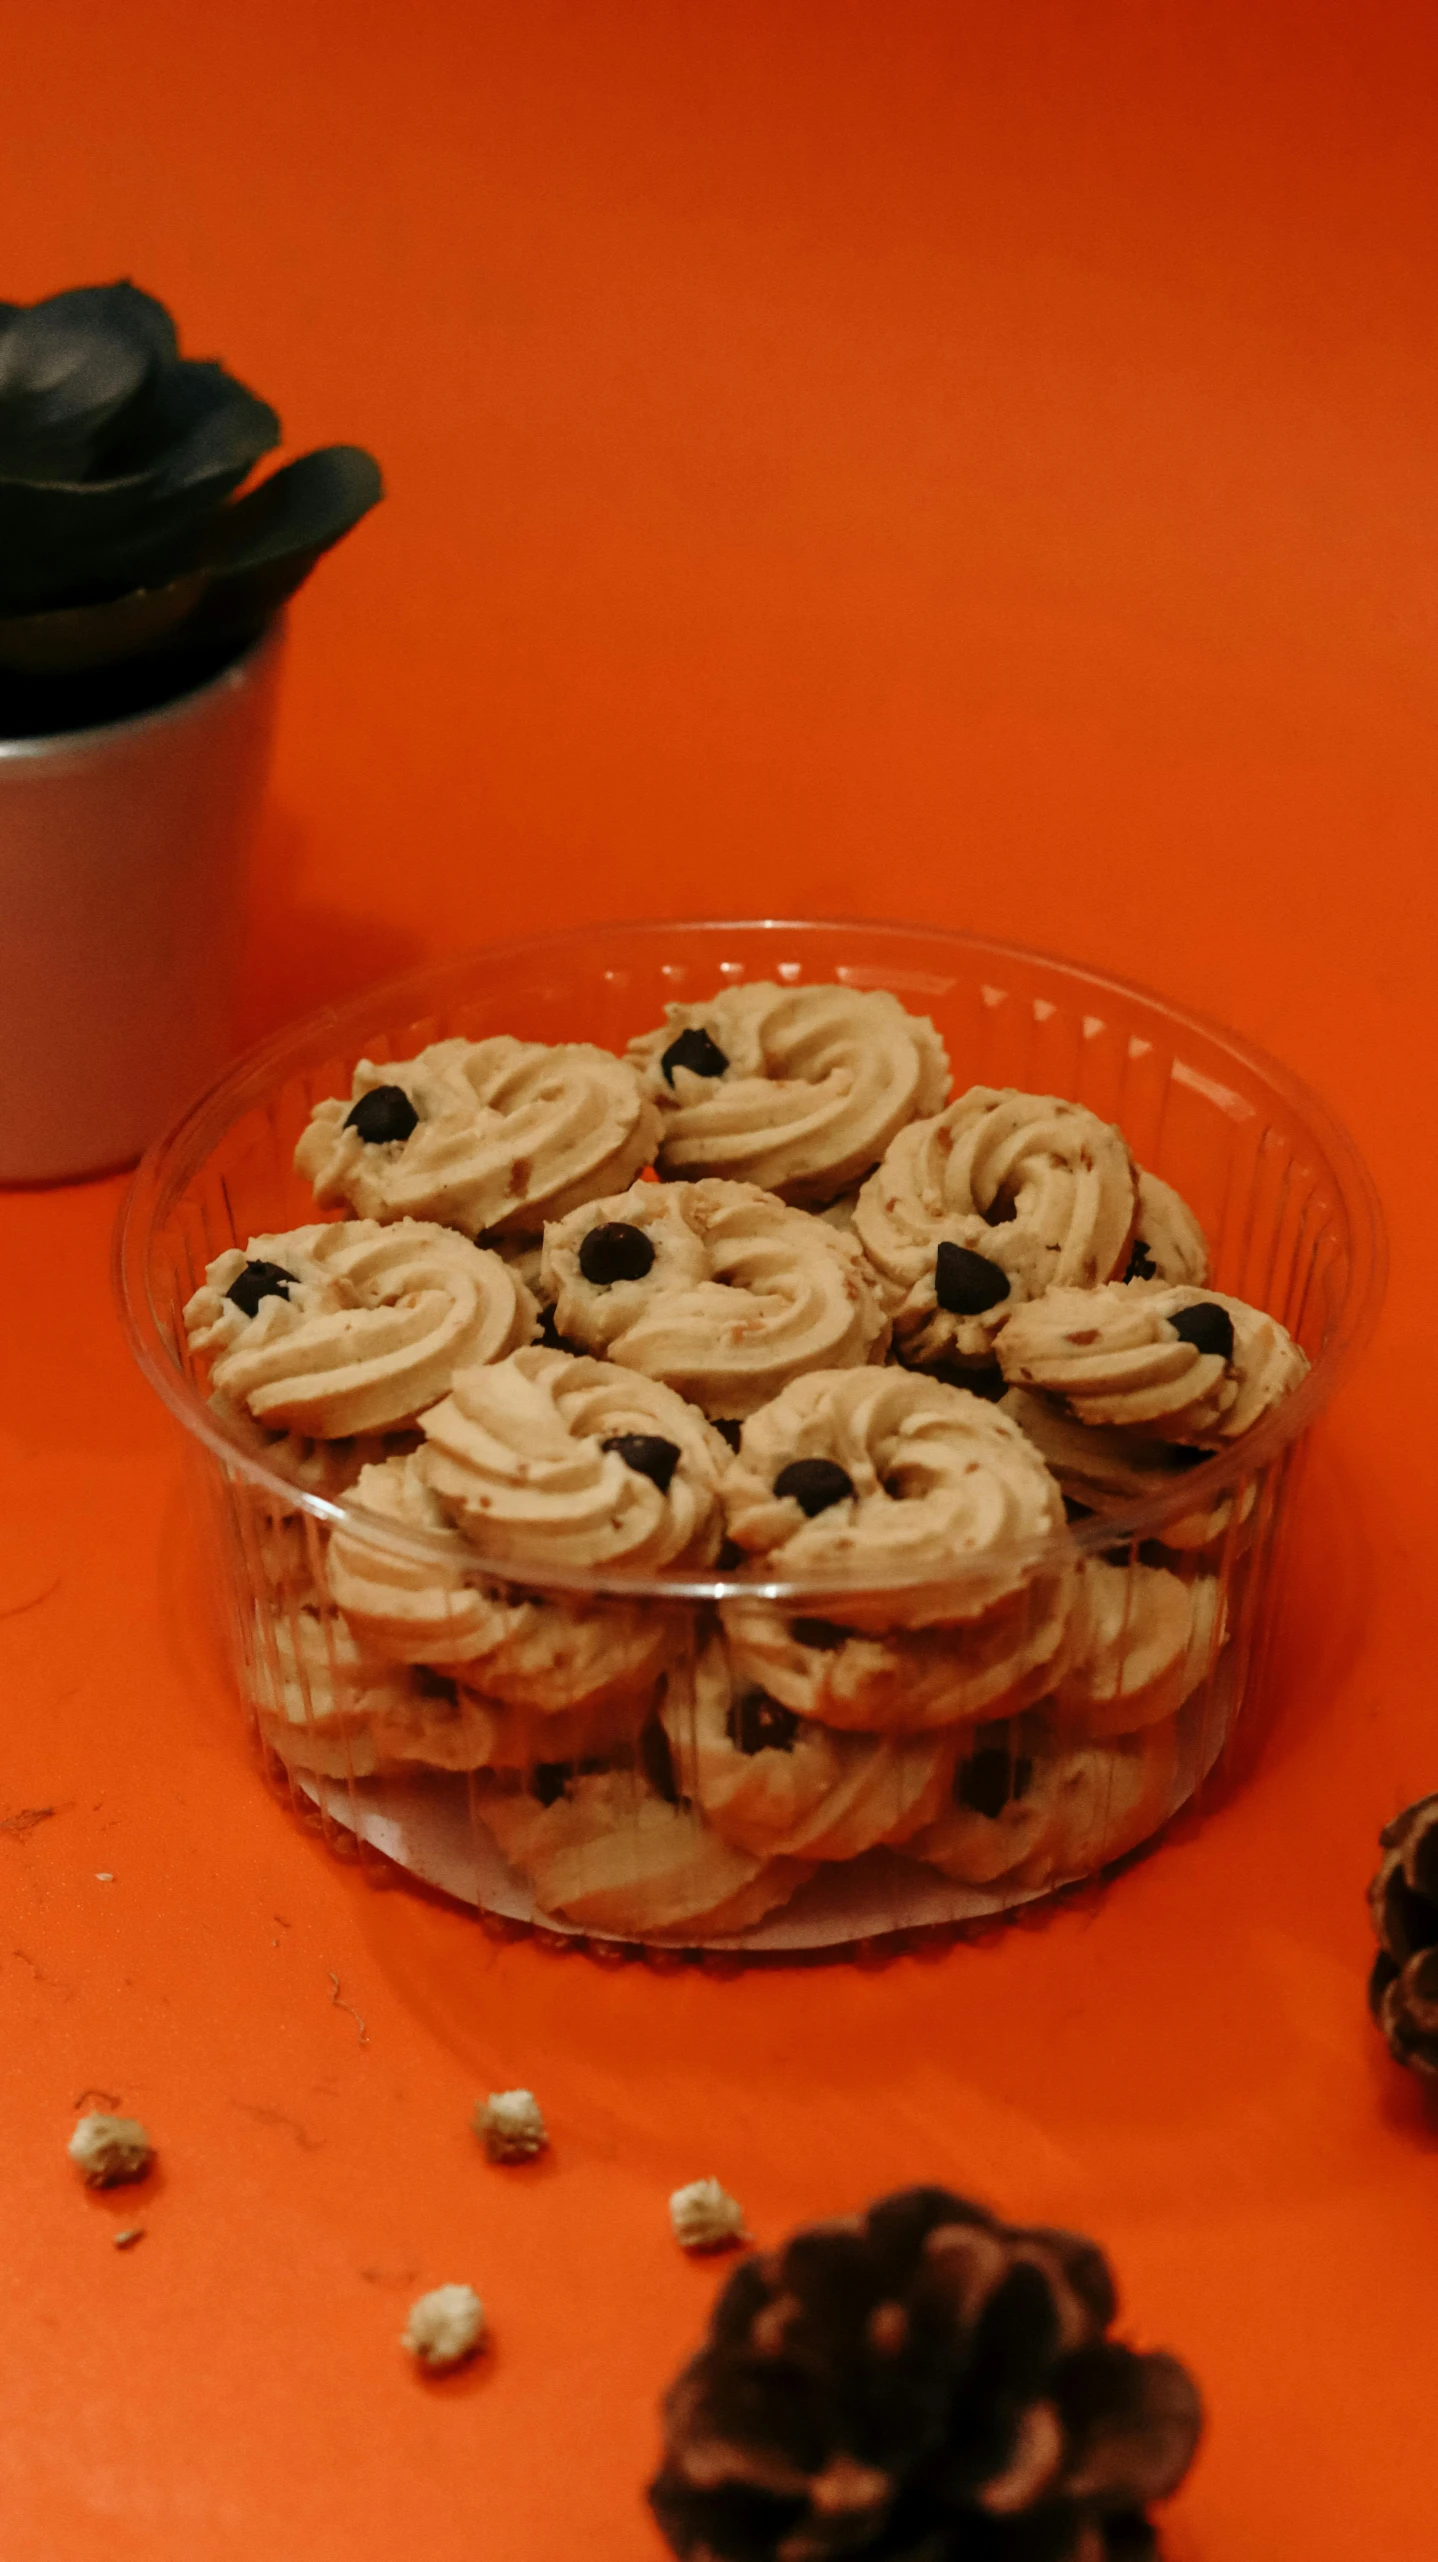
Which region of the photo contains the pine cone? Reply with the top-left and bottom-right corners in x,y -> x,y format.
649,2185 -> 1201,2562
1368,1793 -> 1438,2077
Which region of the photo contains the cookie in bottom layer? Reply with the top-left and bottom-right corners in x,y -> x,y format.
907,1712 -> 1179,1890
658,1638 -> 952,1860
475,1766 -> 812,1940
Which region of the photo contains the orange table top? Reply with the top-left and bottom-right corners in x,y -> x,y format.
3,6 -> 1437,2555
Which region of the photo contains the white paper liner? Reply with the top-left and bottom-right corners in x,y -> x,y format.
295,1674 -> 1231,1951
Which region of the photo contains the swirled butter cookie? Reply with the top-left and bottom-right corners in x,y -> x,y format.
205,1390 -> 414,1593
475,1764 -> 811,1939
626,981 -> 949,1206
721,1367 -> 1069,1629
421,1346 -> 731,1572
908,1713 -> 1178,1890
186,1220 -> 536,1437
247,1604 -> 499,1779
997,1282 -> 1307,1443
719,1576 -> 1070,1734
540,1178 -> 889,1421
1122,1171 -> 1209,1286
295,1035 -> 659,1238
657,1637 -> 951,1859
1048,1557 -> 1224,1737
852,1086 -> 1140,1369
328,1452 -> 675,1711
998,1387 -> 1251,1554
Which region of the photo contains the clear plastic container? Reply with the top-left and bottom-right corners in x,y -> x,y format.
116,919 -> 1385,1952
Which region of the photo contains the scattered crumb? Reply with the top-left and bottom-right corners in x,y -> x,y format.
402,2284 -> 486,2373
68,2113 -> 153,2187
475,2088 -> 547,2163
113,2227 -> 145,2250
328,1971 -> 368,2044
95,1872 -> 114,1883
669,2178 -> 748,2253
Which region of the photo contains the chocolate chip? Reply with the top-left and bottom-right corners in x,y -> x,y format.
224,1259 -> 297,1319
343,1084 -> 418,1145
602,1432 -> 680,1494
1169,1301 -> 1235,1362
640,1718 -> 681,1805
532,1762 -> 571,1808
413,1666 -> 459,1704
934,1241 -> 1011,1315
1163,1444 -> 1211,1473
789,1617 -> 857,1651
578,1221 -> 655,1285
956,1746 -> 1033,1819
773,1458 -> 855,1517
1125,1238 -> 1158,1282
727,1691 -> 802,1756
716,1538 -> 745,1571
661,1025 -> 729,1084
713,1419 -> 743,1452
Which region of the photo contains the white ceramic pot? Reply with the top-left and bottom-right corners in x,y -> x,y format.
0,621 -> 283,1184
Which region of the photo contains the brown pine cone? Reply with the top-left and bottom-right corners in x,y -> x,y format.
1368,1792 -> 1438,2077
649,2185 -> 1202,2562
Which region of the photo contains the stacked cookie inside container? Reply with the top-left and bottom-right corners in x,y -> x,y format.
183,982 -> 1308,1942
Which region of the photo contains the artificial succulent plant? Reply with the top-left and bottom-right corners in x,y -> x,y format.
0,280 -> 381,678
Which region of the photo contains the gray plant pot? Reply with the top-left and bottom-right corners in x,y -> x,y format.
0,620 -> 283,1184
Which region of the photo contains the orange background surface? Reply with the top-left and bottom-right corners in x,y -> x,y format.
2,4 -> 1437,2554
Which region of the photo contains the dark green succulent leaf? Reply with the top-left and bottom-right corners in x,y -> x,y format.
0,277 -> 378,626
141,360 -> 280,494
0,362 -> 281,609
207,441 -> 381,578
0,283 -> 177,484
181,447 -> 383,646
0,571 -> 209,674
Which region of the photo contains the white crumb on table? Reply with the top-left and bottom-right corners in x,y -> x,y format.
475,2088 -> 548,2163
669,2177 -> 747,2252
402,2284 -> 487,2372
68,2113 -> 153,2187
95,1872 -> 114,1882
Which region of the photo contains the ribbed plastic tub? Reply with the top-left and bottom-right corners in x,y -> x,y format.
116,919 -> 1384,1954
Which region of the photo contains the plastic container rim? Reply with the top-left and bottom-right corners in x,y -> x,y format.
114,914 -> 1387,1601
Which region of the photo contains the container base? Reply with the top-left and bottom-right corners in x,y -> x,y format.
294,1685 -> 1227,1952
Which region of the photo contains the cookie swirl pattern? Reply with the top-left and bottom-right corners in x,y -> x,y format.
421,1346 -> 731,1573
1049,1557 -> 1224,1737
248,1604 -> 498,1780
720,1577 -> 1071,1734
853,1086 -> 1139,1368
186,1220 -> 537,1437
658,1637 -> 952,1859
476,1766 -> 811,1939
908,1713 -> 1179,1889
721,1366 -> 1069,1629
626,981 -> 950,1206
542,1178 -> 890,1421
997,1282 -> 1308,1442
998,1387 -> 1252,1554
328,1452 -> 673,1711
295,1034 -> 659,1237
